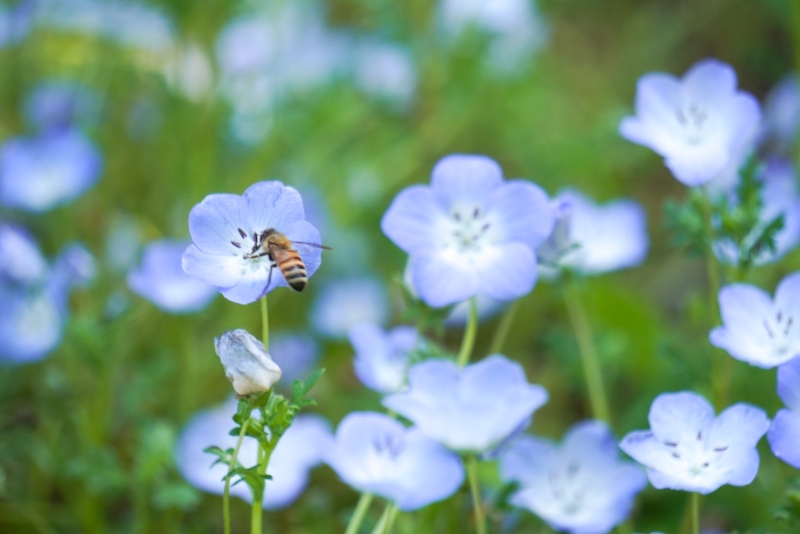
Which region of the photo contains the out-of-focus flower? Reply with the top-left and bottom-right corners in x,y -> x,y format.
0,1 -> 32,48
438,0 -> 548,73
710,271 -> 800,368
0,223 -> 48,286
537,189 -> 648,277
353,40 -> 416,105
712,159 -> 800,266
177,400 -> 332,509
381,154 -> 553,308
310,277 -> 388,338
24,81 -> 98,133
53,242 -> 96,290
768,357 -> 800,468
349,323 -> 417,394
104,214 -> 143,272
162,42 -> 214,102
128,240 -> 217,314
0,224 -> 80,363
620,59 -> 761,187
269,332 -> 319,385
500,421 -> 646,534
383,355 -> 548,452
763,73 -> 800,152
34,0 -> 175,52
0,129 -> 102,212
214,329 -> 281,396
619,392 -> 769,494
182,181 -> 322,305
324,411 -> 464,510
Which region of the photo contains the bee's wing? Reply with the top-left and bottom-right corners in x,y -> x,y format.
292,241 -> 333,251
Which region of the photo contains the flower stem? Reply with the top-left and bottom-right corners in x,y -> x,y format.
690,492 -> 700,534
466,455 -> 487,534
224,417 -> 252,534
261,296 -> 269,351
251,434 -> 278,534
345,493 -> 374,534
370,503 -> 399,534
563,279 -> 611,423
456,298 -> 478,368
489,300 -> 518,355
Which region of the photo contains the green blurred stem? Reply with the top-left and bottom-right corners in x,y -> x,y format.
224,417 -> 252,534
466,456 -> 487,534
690,492 -> 700,534
370,502 -> 399,534
261,296 -> 269,351
563,280 -> 611,423
700,191 -> 721,316
251,434 -> 277,534
345,493 -> 374,534
456,298 -> 478,367
489,300 -> 518,355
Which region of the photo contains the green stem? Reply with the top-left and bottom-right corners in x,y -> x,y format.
251,435 -> 278,534
563,280 -> 611,423
370,503 -> 399,534
488,300 -> 518,355
456,298 -> 478,368
466,456 -> 487,534
224,417 -> 252,534
261,296 -> 269,351
690,492 -> 700,534
345,493 -> 374,534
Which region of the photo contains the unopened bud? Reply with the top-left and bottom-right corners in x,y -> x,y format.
214,329 -> 281,396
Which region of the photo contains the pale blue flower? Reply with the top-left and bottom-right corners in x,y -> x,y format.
768,356 -> 800,468
438,0 -> 548,73
0,0 -> 33,48
349,323 -> 417,394
215,329 -> 282,396
764,73 -> 800,152
710,271 -> 800,368
353,40 -> 416,105
381,154 -> 553,308
620,59 -> 761,187
0,129 -> 102,212
128,240 -> 217,314
53,242 -> 96,292
176,399 -> 332,509
323,411 -> 464,511
537,190 -> 648,277
501,421 -> 646,534
181,181 -> 322,305
24,81 -> 98,133
712,159 -> 800,266
269,333 -> 319,385
310,277 -> 388,338
383,355 -> 548,452
620,392 -> 769,494
0,223 -> 48,286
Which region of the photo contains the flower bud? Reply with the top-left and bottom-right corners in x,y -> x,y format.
214,329 -> 281,396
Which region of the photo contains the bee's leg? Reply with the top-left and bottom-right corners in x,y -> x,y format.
257,264 -> 276,300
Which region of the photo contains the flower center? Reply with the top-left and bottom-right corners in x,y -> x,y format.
548,461 -> 588,516
675,104 -> 710,145
448,205 -> 492,254
662,431 -> 729,477
371,433 -> 406,461
763,309 -> 796,354
231,227 -> 274,270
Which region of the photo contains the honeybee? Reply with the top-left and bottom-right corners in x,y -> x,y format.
251,228 -> 331,293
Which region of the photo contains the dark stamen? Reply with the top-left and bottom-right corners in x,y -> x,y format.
231,241 -> 241,248
785,317 -> 794,336
672,452 -> 681,459
481,223 -> 490,232
713,446 -> 728,452
702,462 -> 709,468
664,441 -> 678,447
453,212 -> 461,221
764,320 -> 775,339
472,207 -> 480,219
697,431 -> 702,441
238,228 -> 247,239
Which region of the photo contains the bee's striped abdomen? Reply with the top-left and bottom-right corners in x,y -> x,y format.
278,250 -> 308,292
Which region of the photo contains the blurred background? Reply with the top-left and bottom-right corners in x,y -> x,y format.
0,0 -> 799,532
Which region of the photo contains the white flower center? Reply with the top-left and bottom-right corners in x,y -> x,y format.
546,460 -> 589,515
675,104 -> 710,145
230,227 -> 274,271
762,309 -> 797,355
445,205 -> 493,256
662,431 -> 729,478
371,433 -> 406,461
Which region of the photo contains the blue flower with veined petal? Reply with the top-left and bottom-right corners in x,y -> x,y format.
128,239 -> 217,313
619,391 -> 769,494
768,356 -> 800,468
620,59 -> 761,187
349,322 -> 418,394
500,420 -> 646,534
0,128 -> 102,212
181,181 -> 322,305
323,411 -> 464,511
381,154 -> 553,308
383,355 -> 548,452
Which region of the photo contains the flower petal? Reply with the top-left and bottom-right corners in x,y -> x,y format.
648,392 -> 715,443
244,181 -> 305,233
709,403 -> 769,450
188,193 -> 249,253
474,242 -> 537,301
181,244 -> 243,288
777,357 -> 800,413
768,408 -> 800,468
381,185 -> 447,254
484,179 -> 553,248
665,144 -> 729,187
430,154 -> 503,208
411,250 -> 479,307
